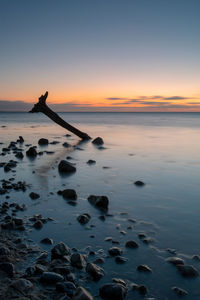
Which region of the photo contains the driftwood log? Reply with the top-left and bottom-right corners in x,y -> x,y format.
29,92 -> 91,140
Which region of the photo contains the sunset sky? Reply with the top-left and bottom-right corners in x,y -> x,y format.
0,0 -> 200,111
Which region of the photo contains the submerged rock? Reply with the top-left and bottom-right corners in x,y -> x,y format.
87,159 -> 96,165
73,286 -> 93,300
176,265 -> 199,277
29,192 -> 40,200
38,138 -> 49,145
62,189 -> 77,200
88,195 -> 109,211
172,286 -> 188,296
166,257 -> 184,265
92,137 -> 104,145
40,238 -> 53,245
56,281 -> 76,296
125,240 -> 139,249
86,262 -> 104,281
26,147 -> 37,157
108,247 -> 123,256
77,213 -> 91,225
99,283 -> 127,300
115,256 -> 128,264
58,160 -> 76,173
134,180 -> 145,186
137,264 -> 152,273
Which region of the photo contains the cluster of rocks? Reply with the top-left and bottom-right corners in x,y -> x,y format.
0,179 -> 28,195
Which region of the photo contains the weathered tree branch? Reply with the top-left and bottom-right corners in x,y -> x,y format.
29,91 -> 91,140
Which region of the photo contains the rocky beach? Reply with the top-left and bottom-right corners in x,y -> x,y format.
0,113 -> 200,299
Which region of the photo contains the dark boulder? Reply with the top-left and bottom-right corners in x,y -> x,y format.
29,192 -> 40,200
176,265 -> 199,277
38,138 -> 49,145
92,137 -> 104,145
26,147 -> 37,157
88,195 -> 109,211
51,242 -> 71,260
62,189 -> 77,200
125,240 -> 139,249
58,160 -> 76,173
99,283 -> 127,300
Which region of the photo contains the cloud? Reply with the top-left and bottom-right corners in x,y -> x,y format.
106,95 -> 195,102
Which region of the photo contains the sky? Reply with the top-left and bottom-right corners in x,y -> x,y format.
0,0 -> 200,112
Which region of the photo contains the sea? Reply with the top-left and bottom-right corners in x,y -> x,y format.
0,112 -> 200,299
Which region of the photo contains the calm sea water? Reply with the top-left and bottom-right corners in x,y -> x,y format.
0,112 -> 200,299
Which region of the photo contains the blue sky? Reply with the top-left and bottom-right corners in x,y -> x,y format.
0,0 -> 200,111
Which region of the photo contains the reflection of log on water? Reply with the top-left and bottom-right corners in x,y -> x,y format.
29,91 -> 91,140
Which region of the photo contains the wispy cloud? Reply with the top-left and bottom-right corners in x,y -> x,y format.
106,95 -> 195,102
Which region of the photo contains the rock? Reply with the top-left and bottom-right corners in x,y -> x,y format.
88,195 -> 109,211
63,142 -> 71,148
125,240 -> 139,249
92,137 -> 104,145
13,217 -> 23,226
138,285 -> 148,295
77,213 -> 91,225
86,262 -> 104,281
138,233 -> 146,239
192,255 -> 200,261
40,271 -> 64,284
62,189 -> 77,200
134,180 -> 145,186
0,246 -> 10,256
26,147 -> 37,157
172,286 -> 188,296
87,160 -> 96,165
56,281 -> 76,296
58,160 -> 76,173
0,262 -> 15,277
112,278 -> 126,287
73,286 -> 93,300
166,257 -> 184,265
51,242 -> 71,260
115,256 -> 128,264
15,152 -> 24,159
70,253 -> 86,269
40,238 -> 53,245
18,136 -> 24,143
38,138 -> 49,145
108,247 -> 123,256
137,264 -> 152,273
99,283 -> 127,300
94,258 -> 105,264
33,220 -> 43,229
29,192 -> 40,200
11,278 -> 33,293
176,265 -> 199,277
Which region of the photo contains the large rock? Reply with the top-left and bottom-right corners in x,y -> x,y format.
40,271 -> 64,284
92,137 -> 104,145
51,242 -> 71,260
70,253 -> 86,269
58,160 -> 76,173
73,286 -> 93,300
26,147 -> 37,157
62,189 -> 77,200
86,262 -> 104,281
99,283 -> 127,300
88,195 -> 109,211
56,281 -> 76,297
0,262 -> 15,277
11,279 -> 33,293
176,265 -> 199,277
38,138 -> 49,145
